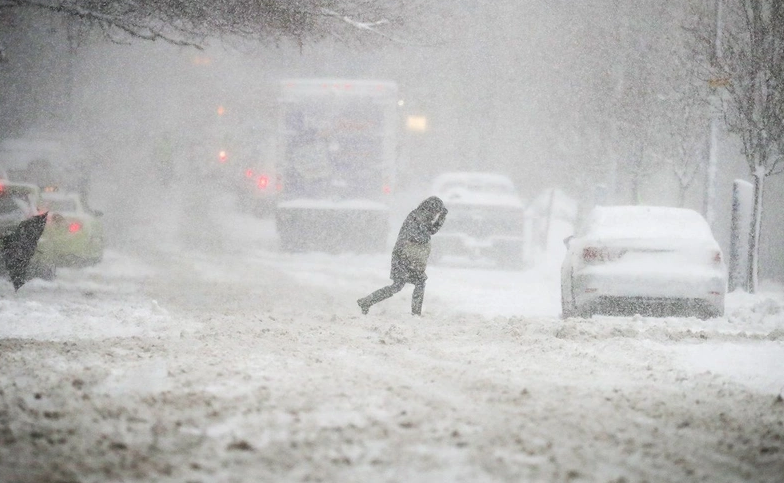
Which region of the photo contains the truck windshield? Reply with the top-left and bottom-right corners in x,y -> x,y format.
280,99 -> 386,200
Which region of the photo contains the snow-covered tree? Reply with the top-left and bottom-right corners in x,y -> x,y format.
667,96 -> 708,207
659,28 -> 711,209
0,0 -> 412,61
692,0 -> 784,292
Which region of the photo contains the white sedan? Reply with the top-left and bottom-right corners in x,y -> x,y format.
561,205 -> 727,319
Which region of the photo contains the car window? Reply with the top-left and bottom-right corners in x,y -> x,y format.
0,193 -> 32,216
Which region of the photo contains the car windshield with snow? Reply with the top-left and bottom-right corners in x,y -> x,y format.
430,172 -> 526,269
561,205 -> 728,319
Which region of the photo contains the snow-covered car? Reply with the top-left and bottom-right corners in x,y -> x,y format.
0,180 -> 56,279
39,192 -> 104,267
561,205 -> 727,319
430,172 -> 526,268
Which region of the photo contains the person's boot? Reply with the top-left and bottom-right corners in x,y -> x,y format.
357,298 -> 370,315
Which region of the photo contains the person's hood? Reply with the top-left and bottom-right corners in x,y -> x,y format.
414,196 -> 445,221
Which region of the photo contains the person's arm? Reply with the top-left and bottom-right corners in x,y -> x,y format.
428,208 -> 448,235
402,213 -> 430,244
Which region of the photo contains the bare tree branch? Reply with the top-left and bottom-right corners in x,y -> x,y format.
2,0 -> 411,53
691,0 -> 784,292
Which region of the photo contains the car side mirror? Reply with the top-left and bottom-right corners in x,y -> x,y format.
563,235 -> 574,247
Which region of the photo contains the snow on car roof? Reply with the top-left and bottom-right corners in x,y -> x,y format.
587,205 -> 714,240
432,172 -> 515,189
431,172 -> 524,208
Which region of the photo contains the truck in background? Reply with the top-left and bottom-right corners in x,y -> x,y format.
274,79 -> 399,252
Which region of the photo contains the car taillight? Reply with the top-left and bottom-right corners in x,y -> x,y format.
582,247 -> 625,263
257,175 -> 269,189
245,169 -> 254,179
218,150 -> 228,163
383,185 -> 392,194
583,247 -> 603,262
68,222 -> 82,233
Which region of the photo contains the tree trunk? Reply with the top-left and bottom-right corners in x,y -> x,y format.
678,184 -> 687,208
745,170 -> 765,292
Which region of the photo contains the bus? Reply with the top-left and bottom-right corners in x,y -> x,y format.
274,79 -> 399,252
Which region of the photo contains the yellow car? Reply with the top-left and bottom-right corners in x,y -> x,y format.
39,192 -> 104,267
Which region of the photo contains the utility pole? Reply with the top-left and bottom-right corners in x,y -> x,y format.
703,0 -> 723,227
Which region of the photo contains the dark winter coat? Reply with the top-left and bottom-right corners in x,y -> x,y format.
390,196 -> 448,284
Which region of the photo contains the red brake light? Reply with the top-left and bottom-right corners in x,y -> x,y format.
257,175 -> 269,189
582,247 -> 625,263
245,169 -> 254,179
218,150 -> 228,163
383,185 -> 391,194
583,247 -> 603,262
68,222 -> 82,233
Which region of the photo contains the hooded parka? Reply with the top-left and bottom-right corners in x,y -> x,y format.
390,196 -> 447,283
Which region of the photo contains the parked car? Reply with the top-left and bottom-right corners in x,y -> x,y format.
39,191 -> 104,267
430,172 -> 527,269
0,180 -> 56,279
561,205 -> 727,319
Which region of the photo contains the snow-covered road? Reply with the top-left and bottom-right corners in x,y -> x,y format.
1,201 -> 784,482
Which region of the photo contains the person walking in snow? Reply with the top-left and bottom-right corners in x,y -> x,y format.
358,196 -> 448,316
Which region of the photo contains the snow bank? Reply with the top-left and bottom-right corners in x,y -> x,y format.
671,287 -> 784,395
0,250 -> 171,341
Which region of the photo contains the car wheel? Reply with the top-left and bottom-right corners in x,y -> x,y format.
561,281 -> 576,319
561,297 -> 574,319
578,307 -> 595,319
698,307 -> 724,320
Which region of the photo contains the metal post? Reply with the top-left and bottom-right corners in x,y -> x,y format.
704,114 -> 719,226
704,0 -> 723,228
728,179 -> 753,291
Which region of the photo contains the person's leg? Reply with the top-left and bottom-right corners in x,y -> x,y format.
411,280 -> 426,315
358,281 -> 405,314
